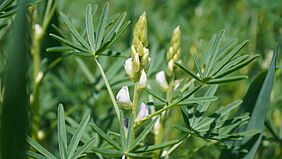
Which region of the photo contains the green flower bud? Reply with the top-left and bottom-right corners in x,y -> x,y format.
132,53 -> 140,72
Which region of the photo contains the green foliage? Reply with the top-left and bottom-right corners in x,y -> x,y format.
0,0 -> 281,159
27,105 -> 94,159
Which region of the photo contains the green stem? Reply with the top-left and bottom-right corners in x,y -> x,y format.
154,75 -> 174,158
94,58 -> 120,121
134,85 -> 202,128
131,82 -> 139,118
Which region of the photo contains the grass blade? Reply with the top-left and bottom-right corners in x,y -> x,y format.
130,117 -> 158,151
175,62 -> 201,81
26,136 -> 57,159
60,12 -> 90,49
58,104 -> 68,159
206,75 -> 248,84
104,12 -> 127,42
144,88 -> 167,102
211,40 -> 249,76
49,33 -> 89,52
90,122 -> 122,150
204,30 -> 225,76
127,115 -> 135,150
214,55 -> 259,78
96,2 -> 109,49
26,151 -> 48,159
192,53 -> 203,78
119,112 -> 127,150
86,4 -> 96,52
70,137 -> 96,159
67,114 -> 91,158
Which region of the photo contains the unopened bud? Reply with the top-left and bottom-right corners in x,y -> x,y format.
132,53 -> 140,72
137,42 -> 144,56
167,60 -> 174,76
124,58 -> 134,79
34,24 -> 42,36
130,45 -> 137,57
141,48 -> 149,65
138,69 -> 147,89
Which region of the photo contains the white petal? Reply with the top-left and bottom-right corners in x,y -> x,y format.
137,103 -> 149,121
116,86 -> 132,109
155,71 -> 169,91
124,58 -> 134,79
138,69 -> 147,89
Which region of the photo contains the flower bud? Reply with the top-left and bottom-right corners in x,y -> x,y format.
138,69 -> 147,89
137,42 -> 144,56
141,48 -> 149,65
155,71 -> 169,91
132,53 -> 140,72
124,58 -> 134,79
167,47 -> 174,61
137,103 -> 149,121
35,24 -> 42,36
124,118 -> 129,129
130,45 -> 137,57
167,60 -> 174,76
116,86 -> 132,109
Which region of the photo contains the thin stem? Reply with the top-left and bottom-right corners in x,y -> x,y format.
30,0 -> 59,141
94,58 -> 121,121
134,85 -> 202,128
131,82 -> 139,118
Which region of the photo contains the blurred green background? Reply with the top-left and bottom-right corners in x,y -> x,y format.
0,0 -> 282,158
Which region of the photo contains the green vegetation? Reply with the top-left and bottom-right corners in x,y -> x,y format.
0,0 -> 281,159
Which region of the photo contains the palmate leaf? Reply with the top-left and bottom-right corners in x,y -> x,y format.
179,97 -> 253,141
175,31 -> 258,85
96,2 -> 109,49
130,117 -> 159,151
27,105 -> 94,159
27,136 -> 57,159
0,0 -> 41,18
220,44 -> 278,159
86,4 -> 96,52
48,2 -> 129,57
67,113 -> 91,158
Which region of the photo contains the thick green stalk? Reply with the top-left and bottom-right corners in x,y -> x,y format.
94,58 -> 121,121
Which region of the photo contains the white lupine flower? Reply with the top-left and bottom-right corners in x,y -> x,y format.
116,86 -> 132,109
35,24 -> 42,36
155,71 -> 169,91
124,58 -> 134,79
138,69 -> 147,89
137,103 -> 149,121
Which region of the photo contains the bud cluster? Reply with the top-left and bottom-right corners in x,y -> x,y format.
124,12 -> 150,90
166,26 -> 181,76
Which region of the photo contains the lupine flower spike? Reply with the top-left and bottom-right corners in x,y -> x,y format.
167,26 -> 181,76
125,12 -> 150,83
